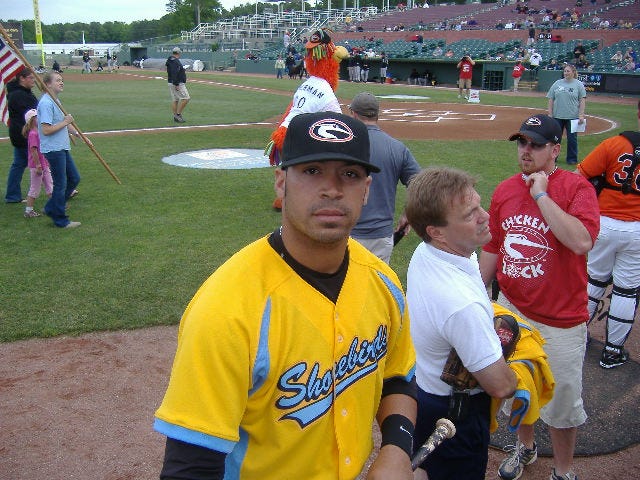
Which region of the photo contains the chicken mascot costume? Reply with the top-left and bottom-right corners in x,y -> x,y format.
265,28 -> 349,210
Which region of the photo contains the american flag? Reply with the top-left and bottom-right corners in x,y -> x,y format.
1,37 -> 25,126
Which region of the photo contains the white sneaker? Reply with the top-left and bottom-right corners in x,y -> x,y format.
498,441 -> 537,480
64,221 -> 82,228
24,210 -> 41,218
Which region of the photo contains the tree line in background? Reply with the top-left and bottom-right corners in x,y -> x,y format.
5,0 -> 473,44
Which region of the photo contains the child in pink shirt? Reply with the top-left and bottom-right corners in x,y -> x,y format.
22,109 -> 53,218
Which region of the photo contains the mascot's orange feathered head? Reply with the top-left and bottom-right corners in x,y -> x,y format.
266,29 -> 349,172
304,29 -> 349,91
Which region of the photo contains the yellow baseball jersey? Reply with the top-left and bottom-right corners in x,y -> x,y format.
154,236 -> 416,480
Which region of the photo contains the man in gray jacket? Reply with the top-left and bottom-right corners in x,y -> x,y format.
348,92 -> 422,263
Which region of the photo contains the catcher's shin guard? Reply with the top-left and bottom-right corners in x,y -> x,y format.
587,275 -> 612,324
605,284 -> 639,346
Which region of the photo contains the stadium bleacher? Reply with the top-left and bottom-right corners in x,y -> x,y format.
174,0 -> 639,81
586,40 -> 640,71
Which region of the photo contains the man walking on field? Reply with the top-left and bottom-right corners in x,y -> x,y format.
166,47 -> 190,123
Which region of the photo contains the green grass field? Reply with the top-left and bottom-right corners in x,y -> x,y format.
1,69 -> 637,342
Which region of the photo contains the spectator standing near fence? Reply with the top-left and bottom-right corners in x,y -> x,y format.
512,60 -> 527,92
379,52 -> 389,83
529,49 -> 542,80
547,64 -> 586,165
166,47 -> 190,123
274,55 -> 285,79
457,55 -> 475,99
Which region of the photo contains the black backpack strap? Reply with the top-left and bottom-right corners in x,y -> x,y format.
619,131 -> 640,150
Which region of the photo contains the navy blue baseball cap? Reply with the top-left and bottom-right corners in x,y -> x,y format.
280,112 -> 378,173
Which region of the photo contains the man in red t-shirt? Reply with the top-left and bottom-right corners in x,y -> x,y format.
479,114 -> 599,480
457,55 -> 475,99
511,60 -> 527,93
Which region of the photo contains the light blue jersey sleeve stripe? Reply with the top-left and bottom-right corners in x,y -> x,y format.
405,365 -> 416,383
153,418 -> 236,454
377,272 -> 406,315
250,298 -> 272,395
377,272 -> 415,383
224,428 -> 249,479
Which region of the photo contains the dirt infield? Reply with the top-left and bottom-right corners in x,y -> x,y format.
372,101 -> 614,141
1,308 -> 638,479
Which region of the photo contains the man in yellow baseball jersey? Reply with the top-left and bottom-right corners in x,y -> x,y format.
154,111 -> 418,480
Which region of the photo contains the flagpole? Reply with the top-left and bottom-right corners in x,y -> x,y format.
0,24 -> 122,185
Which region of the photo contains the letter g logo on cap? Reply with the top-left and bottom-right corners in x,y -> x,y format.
309,119 -> 354,143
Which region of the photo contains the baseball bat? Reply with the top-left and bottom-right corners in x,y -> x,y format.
410,418 -> 456,470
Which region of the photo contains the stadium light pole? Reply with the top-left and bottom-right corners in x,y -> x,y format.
32,0 -> 45,67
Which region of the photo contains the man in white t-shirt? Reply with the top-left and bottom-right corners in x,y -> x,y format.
529,50 -> 542,80
405,167 -> 516,480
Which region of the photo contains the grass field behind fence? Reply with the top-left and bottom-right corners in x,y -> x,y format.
1,69 -> 637,342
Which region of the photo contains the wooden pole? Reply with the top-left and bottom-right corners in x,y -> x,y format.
0,24 -> 122,184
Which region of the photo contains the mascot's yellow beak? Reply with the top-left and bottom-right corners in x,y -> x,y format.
333,45 -> 349,62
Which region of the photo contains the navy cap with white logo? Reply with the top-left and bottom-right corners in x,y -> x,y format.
280,112 -> 378,173
509,114 -> 562,145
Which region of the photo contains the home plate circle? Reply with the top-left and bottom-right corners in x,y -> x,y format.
162,148 -> 271,169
